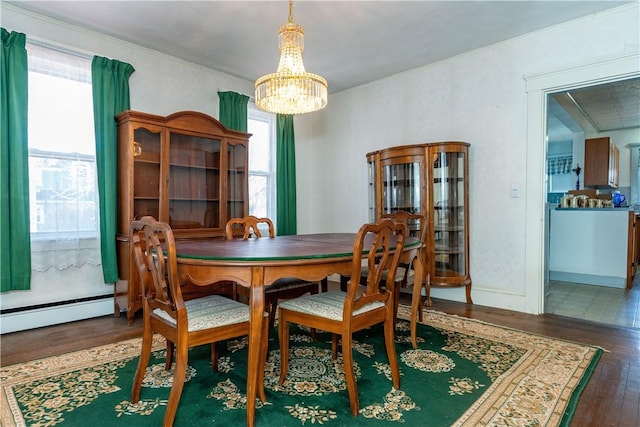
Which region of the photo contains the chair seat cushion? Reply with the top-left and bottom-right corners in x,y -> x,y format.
278,291 -> 384,321
153,294 -> 265,332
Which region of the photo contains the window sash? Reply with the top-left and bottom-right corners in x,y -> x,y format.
248,106 -> 276,222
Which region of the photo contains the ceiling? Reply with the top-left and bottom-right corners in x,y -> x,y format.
6,1 -> 639,135
548,77 -> 640,142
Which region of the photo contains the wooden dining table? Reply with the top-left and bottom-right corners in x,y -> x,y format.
173,232 -> 425,427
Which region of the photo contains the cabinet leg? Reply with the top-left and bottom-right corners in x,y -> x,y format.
424,282 -> 432,308
465,284 -> 473,304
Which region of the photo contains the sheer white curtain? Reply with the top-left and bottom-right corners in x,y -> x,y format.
27,42 -> 101,272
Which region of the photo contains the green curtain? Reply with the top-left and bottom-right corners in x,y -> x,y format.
92,56 -> 134,284
276,114 -> 297,236
1,28 -> 31,292
218,91 -> 249,132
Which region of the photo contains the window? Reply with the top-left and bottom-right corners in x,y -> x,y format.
247,106 -> 276,223
27,42 -> 101,271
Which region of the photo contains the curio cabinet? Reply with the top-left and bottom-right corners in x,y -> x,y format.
367,141 -> 471,305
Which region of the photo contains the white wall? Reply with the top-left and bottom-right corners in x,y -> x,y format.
2,3 -> 639,329
294,4 -> 640,312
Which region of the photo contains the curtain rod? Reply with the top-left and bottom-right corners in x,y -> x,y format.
26,37 -> 93,61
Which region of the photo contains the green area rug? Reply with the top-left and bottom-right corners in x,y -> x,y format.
1,307 -> 601,426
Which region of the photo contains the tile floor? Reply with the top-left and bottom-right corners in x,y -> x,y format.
545,279 -> 640,329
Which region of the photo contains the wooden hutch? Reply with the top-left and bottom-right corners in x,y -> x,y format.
115,110 -> 250,322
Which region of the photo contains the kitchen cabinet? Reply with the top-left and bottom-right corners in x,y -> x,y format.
549,209 -> 633,288
584,137 -> 619,188
628,212 -> 640,288
367,142 -> 471,305
115,110 -> 250,322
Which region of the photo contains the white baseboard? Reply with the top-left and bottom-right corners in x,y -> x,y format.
549,271 -> 625,288
1,298 -> 114,334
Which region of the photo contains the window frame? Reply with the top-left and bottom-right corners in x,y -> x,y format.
247,104 -> 277,225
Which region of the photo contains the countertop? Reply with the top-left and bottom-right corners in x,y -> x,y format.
554,207 -> 633,211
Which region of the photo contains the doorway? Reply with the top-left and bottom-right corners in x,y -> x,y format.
543,77 -> 640,328
523,53 -> 639,320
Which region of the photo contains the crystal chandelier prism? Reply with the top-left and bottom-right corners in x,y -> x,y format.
255,0 -> 328,115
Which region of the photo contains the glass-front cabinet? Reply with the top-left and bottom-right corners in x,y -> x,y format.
429,144 -> 469,289
367,142 -> 471,305
116,110 -> 250,322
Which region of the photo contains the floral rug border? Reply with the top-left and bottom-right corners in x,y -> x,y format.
399,307 -> 602,426
1,307 -> 601,427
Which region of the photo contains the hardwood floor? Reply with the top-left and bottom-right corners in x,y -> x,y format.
2,293 -> 639,426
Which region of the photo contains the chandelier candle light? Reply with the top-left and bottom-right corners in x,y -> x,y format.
255,0 -> 328,115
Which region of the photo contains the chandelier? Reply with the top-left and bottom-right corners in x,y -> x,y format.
255,0 -> 328,115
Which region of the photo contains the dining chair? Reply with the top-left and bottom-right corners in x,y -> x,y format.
130,216 -> 268,427
225,215 -> 322,330
277,218 -> 406,416
375,211 -> 428,324
341,211 -> 428,324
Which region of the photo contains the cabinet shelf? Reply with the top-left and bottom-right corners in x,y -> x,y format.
433,177 -> 464,183
367,141 -> 471,305
434,205 -> 464,210
169,197 -> 221,202
134,158 -> 160,165
170,162 -> 221,171
434,245 -> 465,254
434,225 -> 465,232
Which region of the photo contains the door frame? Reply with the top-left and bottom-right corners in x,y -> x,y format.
523,52 -> 640,314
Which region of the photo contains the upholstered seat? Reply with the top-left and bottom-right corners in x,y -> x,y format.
278,290 -> 385,320
153,294 -> 252,330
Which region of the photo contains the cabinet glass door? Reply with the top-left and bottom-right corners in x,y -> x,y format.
168,132 -> 220,229
133,127 -> 161,221
381,161 -> 421,215
432,151 -> 466,278
227,142 -> 247,220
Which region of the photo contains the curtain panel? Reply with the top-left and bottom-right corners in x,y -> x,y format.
218,91 -> 249,132
1,28 -> 31,292
276,114 -> 297,236
92,56 -> 134,284
547,155 -> 573,175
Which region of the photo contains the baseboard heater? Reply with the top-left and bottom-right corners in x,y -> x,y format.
1,294 -> 113,334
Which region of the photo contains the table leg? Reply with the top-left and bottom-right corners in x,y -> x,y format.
410,258 -> 426,349
246,267 -> 265,427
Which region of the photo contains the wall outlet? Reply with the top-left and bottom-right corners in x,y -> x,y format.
511,186 -> 520,198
